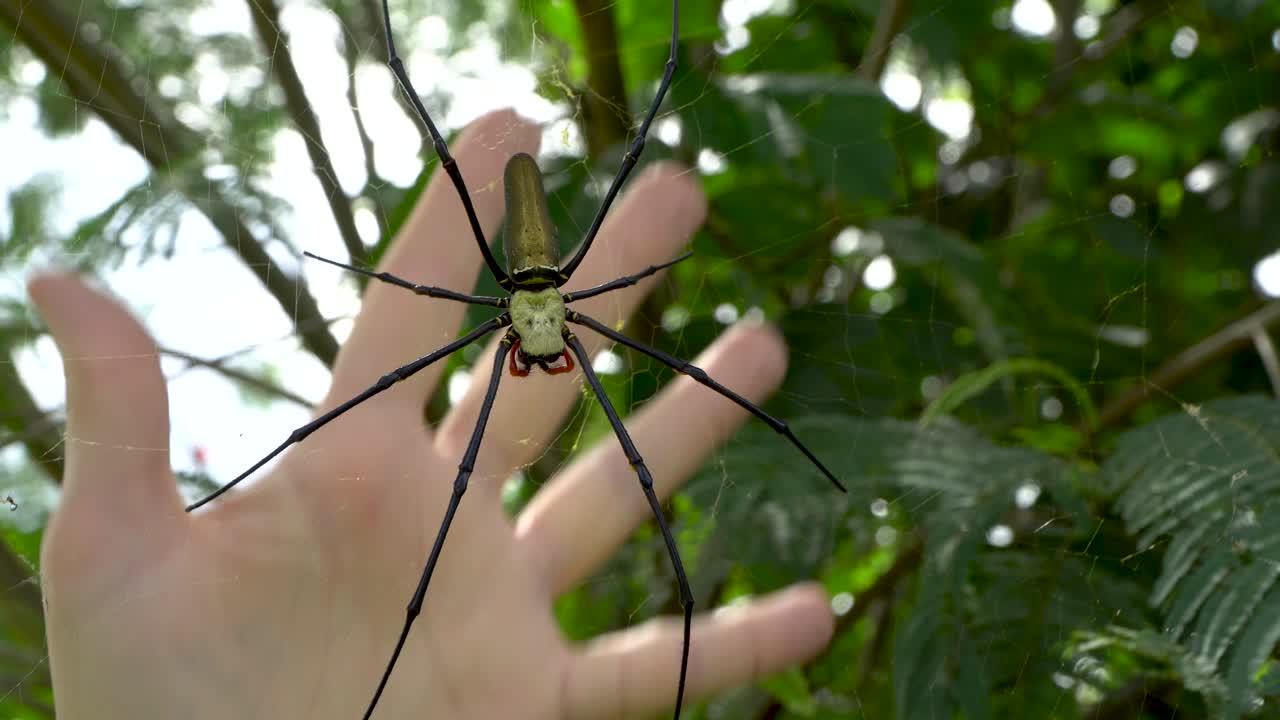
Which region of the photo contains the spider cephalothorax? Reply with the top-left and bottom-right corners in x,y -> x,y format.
185,1 -> 844,718
509,288 -> 572,376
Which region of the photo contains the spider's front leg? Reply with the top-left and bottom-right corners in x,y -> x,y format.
566,310 -> 846,493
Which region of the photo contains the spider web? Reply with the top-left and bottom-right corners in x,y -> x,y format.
2,0 -> 1280,717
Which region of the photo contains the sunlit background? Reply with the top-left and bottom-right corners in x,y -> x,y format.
0,0 -> 1275,578
10,0 -> 1278,493
5,0 -> 1280,716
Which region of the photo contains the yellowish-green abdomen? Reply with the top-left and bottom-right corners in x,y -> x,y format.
503,153 -> 560,285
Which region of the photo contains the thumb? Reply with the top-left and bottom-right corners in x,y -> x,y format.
28,273 -> 183,525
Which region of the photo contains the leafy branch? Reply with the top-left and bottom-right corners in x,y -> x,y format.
0,0 -> 339,366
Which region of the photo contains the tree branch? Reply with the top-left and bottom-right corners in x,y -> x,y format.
248,0 -> 366,262
856,0 -> 912,82
1027,0 -> 1155,122
0,0 -> 339,366
572,0 -> 630,155
0,350 -> 63,483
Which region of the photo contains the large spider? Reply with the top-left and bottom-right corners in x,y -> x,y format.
185,1 -> 844,717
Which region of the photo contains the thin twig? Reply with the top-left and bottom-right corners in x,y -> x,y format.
0,344 -> 311,462
752,539 -> 923,720
835,539 -> 923,636
1249,326 -> 1280,397
248,0 -> 366,262
1091,301 -> 1280,432
813,4 -> 863,69
161,346 -> 312,407
1047,0 -> 1083,95
1253,327 -> 1280,397
354,0 -> 388,64
853,596 -> 891,691
704,209 -> 768,276
349,0 -> 428,145
1085,678 -> 1179,720
0,0 -> 339,366
0,538 -> 47,692
339,19 -> 390,251
341,24 -> 383,193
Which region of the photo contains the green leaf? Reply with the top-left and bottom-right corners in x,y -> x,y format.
1106,397 -> 1280,711
754,74 -> 899,202
921,357 -> 1098,429
758,667 -> 817,715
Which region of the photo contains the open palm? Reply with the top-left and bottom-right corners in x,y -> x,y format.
32,109 -> 834,720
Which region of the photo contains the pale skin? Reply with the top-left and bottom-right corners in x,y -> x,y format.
30,109 -> 834,719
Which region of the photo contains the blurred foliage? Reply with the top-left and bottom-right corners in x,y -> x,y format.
2,0 -> 1280,718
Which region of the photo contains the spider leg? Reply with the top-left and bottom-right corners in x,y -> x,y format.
185,315 -> 510,512
561,251 -> 693,304
363,332 -> 514,720
564,332 -> 693,720
556,0 -> 680,284
304,252 -> 507,307
568,310 -> 847,492
378,0 -> 513,290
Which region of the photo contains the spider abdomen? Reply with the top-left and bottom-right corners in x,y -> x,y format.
503,153 -> 561,286
510,287 -> 566,358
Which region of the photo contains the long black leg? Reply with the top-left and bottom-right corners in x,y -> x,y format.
304,252 -> 508,308
561,252 -> 693,304
568,310 -> 847,492
363,333 -> 514,720
185,316 -> 510,512
564,332 -> 693,720
556,0 -> 680,284
378,0 -> 512,290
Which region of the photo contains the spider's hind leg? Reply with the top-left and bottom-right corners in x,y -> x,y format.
363,332 -> 516,719
564,331 -> 693,720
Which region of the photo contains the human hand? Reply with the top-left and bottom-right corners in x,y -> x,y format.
31,109 -> 834,719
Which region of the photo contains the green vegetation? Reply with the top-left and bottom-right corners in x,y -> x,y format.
2,0 -> 1279,717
